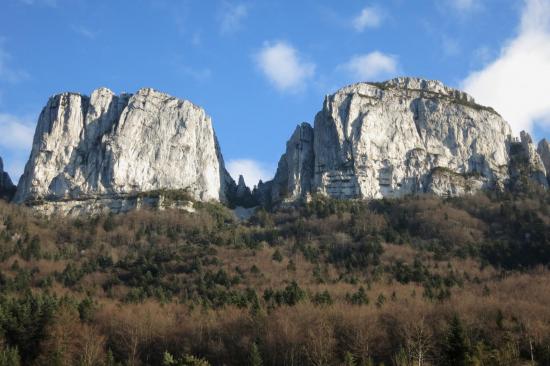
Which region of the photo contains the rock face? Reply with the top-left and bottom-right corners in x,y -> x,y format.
14,87 -> 234,214
517,131 -> 548,187
13,78 -> 550,214
264,77 -> 548,205
230,174 -> 256,208
538,139 -> 550,184
0,157 -> 16,201
263,123 -> 314,205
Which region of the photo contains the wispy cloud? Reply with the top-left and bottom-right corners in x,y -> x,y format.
255,41 -> 315,93
0,113 -> 34,151
71,25 -> 98,40
471,45 -> 494,67
177,64 -> 212,82
17,0 -> 57,7
226,159 -> 274,187
462,0 -> 550,135
437,0 -> 482,17
339,51 -> 399,81
191,32 -> 202,46
442,35 -> 461,56
353,6 -> 384,32
449,0 -> 477,11
0,41 -> 29,84
219,2 -> 248,35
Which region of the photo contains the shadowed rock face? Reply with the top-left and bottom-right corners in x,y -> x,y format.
259,122 -> 314,206
14,87 -> 234,214
538,139 -> 550,185
263,77 -> 548,205
0,157 -> 16,201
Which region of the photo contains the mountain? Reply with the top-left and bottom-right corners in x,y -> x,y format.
14,87 -> 235,215
259,77 -> 548,206
0,157 -> 16,201
538,138 -> 550,177
12,78 -> 550,215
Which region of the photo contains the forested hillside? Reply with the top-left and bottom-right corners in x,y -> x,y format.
0,189 -> 550,365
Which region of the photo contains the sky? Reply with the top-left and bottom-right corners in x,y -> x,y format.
1,0 -> 550,187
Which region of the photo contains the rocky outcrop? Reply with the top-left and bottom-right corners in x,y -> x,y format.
264,77 -> 547,205
263,123 -> 314,205
14,87 -> 234,214
518,131 -> 548,187
0,157 -> 16,201
538,139 -> 550,184
507,133 -> 549,192
229,174 -> 256,208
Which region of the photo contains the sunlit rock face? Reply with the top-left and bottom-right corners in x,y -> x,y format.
265,77 -> 547,205
13,77 -> 550,214
517,131 -> 548,188
14,87 -> 233,214
0,157 -> 16,201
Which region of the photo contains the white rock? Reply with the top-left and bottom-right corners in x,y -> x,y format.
265,77 -> 547,203
538,139 -> 550,183
518,131 -> 548,187
14,87 -> 233,212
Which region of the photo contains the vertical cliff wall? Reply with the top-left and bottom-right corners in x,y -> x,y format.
263,77 -> 548,205
14,87 -> 234,214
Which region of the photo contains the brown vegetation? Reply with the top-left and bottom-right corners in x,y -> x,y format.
0,191 -> 549,365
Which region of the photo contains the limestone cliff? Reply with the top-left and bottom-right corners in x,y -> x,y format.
12,78 -> 550,214
14,87 -> 234,214
538,139 -> 550,184
0,157 -> 16,201
262,123 -> 314,205
264,77 -> 548,204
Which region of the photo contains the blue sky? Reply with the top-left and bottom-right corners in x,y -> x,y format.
1,0 -> 550,186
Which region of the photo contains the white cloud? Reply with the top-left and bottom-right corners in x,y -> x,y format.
340,51 -> 399,81
226,159 -> 273,187
219,2 -> 248,35
461,0 -> 550,135
0,113 -> 34,151
0,113 -> 35,183
255,41 -> 315,92
353,6 -> 383,32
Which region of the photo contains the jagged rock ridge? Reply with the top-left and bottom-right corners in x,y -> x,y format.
261,77 -> 549,205
14,87 -> 235,214
12,77 -> 550,214
0,157 -> 16,201
538,139 -> 550,185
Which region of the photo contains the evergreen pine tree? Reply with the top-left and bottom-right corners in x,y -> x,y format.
0,346 -> 21,366
250,342 -> 262,366
444,314 -> 469,366
343,351 -> 356,366
272,249 -> 283,262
